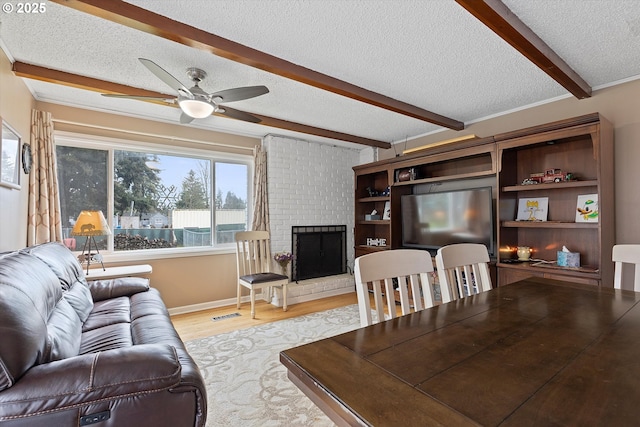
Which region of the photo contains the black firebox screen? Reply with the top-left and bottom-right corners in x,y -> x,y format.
291,225 -> 347,282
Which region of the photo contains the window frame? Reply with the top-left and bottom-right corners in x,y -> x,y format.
55,131 -> 253,262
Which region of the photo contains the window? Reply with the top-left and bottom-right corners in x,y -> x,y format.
56,133 -> 251,257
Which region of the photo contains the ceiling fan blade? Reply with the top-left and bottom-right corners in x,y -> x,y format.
180,112 -> 195,124
210,85 -> 269,103
216,106 -> 261,123
101,93 -> 175,103
139,58 -> 192,96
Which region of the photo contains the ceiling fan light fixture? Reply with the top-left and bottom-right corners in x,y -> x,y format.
106,60 -> 268,123
178,98 -> 215,118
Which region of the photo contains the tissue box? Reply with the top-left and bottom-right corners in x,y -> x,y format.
557,251 -> 580,267
365,214 -> 381,220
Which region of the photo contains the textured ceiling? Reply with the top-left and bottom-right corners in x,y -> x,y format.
1,0 -> 639,149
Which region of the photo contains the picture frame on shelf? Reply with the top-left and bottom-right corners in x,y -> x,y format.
382,201 -> 391,220
0,118 -> 21,189
516,197 -> 548,221
576,194 -> 598,223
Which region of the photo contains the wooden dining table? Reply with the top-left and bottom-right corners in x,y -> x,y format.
280,277 -> 640,426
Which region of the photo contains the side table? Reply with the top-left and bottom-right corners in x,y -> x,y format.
85,264 -> 152,280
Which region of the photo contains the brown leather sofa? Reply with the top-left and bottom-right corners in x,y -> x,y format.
0,242 -> 206,426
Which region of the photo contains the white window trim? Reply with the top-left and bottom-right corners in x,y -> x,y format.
55,131 -> 253,262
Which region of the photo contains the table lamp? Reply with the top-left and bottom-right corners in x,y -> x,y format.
71,210 -> 111,274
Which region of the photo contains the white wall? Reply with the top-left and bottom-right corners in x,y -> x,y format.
263,134 -> 360,301
359,146 -> 377,164
264,135 -> 359,261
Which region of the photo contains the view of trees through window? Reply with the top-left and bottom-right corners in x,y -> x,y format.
56,144 -> 249,252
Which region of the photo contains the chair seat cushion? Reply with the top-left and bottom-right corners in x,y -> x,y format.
240,272 -> 288,284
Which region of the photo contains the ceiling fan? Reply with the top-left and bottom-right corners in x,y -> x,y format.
102,58 -> 269,124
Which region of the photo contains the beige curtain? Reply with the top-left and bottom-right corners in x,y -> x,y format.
27,110 -> 62,245
251,144 -> 270,232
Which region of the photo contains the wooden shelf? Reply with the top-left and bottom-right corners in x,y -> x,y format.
394,170 -> 494,187
357,220 -> 390,225
502,180 -> 598,192
356,245 -> 389,252
354,167 -> 393,258
496,113 -> 614,287
357,196 -> 390,203
501,221 -> 597,229
497,261 -> 599,278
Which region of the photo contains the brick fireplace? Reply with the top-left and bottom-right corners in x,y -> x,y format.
262,135 -> 374,305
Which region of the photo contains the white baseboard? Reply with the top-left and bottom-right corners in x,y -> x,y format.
168,296 -> 251,316
168,282 -> 355,316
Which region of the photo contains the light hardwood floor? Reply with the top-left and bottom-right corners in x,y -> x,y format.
171,292 -> 359,341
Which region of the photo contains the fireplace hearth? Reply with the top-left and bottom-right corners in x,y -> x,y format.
291,225 -> 347,282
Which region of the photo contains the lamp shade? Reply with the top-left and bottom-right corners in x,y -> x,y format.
178,98 -> 215,118
71,210 -> 112,236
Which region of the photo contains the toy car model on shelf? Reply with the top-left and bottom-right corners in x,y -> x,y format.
523,168 -> 574,185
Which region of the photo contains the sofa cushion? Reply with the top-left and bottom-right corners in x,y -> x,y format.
80,323 -> 133,354
63,282 -> 94,323
130,287 -> 171,318
87,276 -> 150,302
21,242 -> 86,291
45,299 -> 82,361
22,242 -> 95,323
82,297 -> 131,332
0,253 -> 60,391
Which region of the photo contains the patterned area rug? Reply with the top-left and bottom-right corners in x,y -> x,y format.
185,304 -> 363,427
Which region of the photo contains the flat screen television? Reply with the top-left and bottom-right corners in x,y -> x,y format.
401,186 -> 494,256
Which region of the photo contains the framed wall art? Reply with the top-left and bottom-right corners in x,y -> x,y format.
1,118 -> 21,189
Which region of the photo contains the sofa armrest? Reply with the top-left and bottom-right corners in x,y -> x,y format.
0,344 -> 182,421
86,276 -> 150,301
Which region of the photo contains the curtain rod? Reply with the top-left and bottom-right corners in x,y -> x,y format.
51,118 -> 256,152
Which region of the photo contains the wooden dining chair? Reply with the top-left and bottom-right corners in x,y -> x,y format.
435,243 -> 492,301
235,231 -> 288,319
612,244 -> 640,292
354,249 -> 439,327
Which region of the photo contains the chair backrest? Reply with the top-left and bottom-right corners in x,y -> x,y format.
354,249 -> 438,327
612,244 -> 640,291
235,231 -> 273,276
435,243 -> 492,301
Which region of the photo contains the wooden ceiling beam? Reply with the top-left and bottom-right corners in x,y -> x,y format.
224,107 -> 392,149
13,61 -> 172,99
456,0 -> 591,99
13,61 -> 391,149
50,0 -> 464,130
